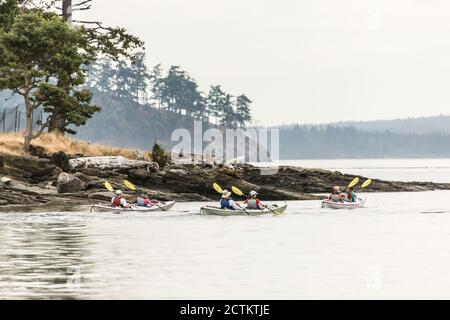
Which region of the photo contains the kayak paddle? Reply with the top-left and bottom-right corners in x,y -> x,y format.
347,177 -> 360,189
231,186 -> 281,216
360,178 -> 372,189
213,182 -> 223,194
123,179 -> 136,191
231,186 -> 245,197
123,179 -> 167,211
104,181 -> 114,192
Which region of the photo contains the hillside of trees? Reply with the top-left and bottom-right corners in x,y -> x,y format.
71,55 -> 254,149
85,56 -> 253,130
74,89 -> 213,149
279,125 -> 450,159
329,116 -> 450,135
281,115 -> 450,135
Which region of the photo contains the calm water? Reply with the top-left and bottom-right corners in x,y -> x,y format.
2,159 -> 450,299
256,158 -> 450,183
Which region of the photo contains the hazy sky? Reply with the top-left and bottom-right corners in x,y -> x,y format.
80,0 -> 450,126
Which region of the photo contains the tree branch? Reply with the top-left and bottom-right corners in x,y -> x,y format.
72,20 -> 113,31
73,0 -> 93,6
31,120 -> 49,139
73,6 -> 91,11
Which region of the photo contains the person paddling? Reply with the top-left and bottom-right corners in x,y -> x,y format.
345,187 -> 357,202
244,190 -> 264,210
220,190 -> 241,210
328,186 -> 345,203
111,190 -> 131,208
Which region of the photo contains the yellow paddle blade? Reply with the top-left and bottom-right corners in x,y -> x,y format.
104,181 -> 114,192
361,178 -> 372,189
348,177 -> 360,188
231,186 -> 245,197
124,180 -> 136,191
213,183 -> 223,194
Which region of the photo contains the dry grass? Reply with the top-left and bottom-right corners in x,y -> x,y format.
0,132 -> 148,160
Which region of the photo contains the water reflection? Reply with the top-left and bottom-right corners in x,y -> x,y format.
0,215 -> 92,299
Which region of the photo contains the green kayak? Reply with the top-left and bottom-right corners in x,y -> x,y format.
199,202 -> 287,216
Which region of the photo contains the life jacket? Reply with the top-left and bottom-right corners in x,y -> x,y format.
220,198 -> 234,210
112,196 -> 122,207
330,194 -> 342,202
136,197 -> 146,206
245,198 -> 261,209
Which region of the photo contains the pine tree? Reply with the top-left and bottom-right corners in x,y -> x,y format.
206,85 -> 226,125
235,94 -> 252,128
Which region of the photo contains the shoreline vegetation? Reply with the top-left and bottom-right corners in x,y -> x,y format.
1,133 -> 449,213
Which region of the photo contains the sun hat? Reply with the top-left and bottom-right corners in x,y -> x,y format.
222,190 -> 232,198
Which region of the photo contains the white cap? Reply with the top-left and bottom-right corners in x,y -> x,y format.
249,191 -> 258,197
115,190 -> 123,195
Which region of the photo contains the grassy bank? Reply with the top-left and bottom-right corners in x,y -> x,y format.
0,132 -> 148,160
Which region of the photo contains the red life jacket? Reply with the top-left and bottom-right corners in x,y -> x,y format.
112,196 -> 121,207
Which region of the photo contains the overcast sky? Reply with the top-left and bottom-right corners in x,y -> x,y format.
80,0 -> 450,126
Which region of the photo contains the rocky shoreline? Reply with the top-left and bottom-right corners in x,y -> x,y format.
1,151 -> 450,212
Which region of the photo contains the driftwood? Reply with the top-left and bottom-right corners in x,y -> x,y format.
69,156 -> 155,171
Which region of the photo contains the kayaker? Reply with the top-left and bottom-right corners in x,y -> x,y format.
136,194 -> 161,207
136,194 -> 149,207
244,191 -> 264,210
345,187 -> 357,202
111,190 -> 131,208
328,186 -> 344,202
220,190 -> 241,210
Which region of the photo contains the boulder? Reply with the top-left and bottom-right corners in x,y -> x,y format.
51,151 -> 70,172
73,172 -> 89,183
57,173 -> 86,194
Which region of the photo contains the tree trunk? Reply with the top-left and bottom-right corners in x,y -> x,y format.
47,0 -> 72,135
24,104 -> 33,152
62,0 -> 72,25
23,67 -> 33,152
47,110 -> 67,134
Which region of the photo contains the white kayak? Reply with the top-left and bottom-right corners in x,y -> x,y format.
199,202 -> 288,216
322,197 -> 366,209
90,201 -> 176,213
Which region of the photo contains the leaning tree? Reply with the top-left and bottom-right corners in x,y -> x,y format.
9,0 -> 144,134
0,10 -> 99,150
